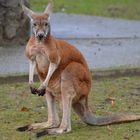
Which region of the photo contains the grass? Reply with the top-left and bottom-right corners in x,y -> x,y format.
0,76 -> 140,140
30,0 -> 140,20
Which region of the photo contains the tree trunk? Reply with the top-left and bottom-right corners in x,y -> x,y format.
0,0 -> 30,46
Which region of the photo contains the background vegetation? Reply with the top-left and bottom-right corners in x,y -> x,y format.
31,0 -> 140,20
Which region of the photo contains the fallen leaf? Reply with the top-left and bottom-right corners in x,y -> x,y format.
105,97 -> 116,107
107,125 -> 112,132
111,100 -> 115,107
20,107 -> 29,112
123,133 -> 133,140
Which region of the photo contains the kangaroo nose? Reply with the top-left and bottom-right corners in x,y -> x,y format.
38,33 -> 44,40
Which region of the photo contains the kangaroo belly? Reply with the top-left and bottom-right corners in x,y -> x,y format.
47,78 -> 61,99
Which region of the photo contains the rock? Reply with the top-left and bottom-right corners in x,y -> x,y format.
0,0 -> 30,45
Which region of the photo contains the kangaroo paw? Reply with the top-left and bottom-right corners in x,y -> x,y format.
30,86 -> 38,95
38,88 -> 46,96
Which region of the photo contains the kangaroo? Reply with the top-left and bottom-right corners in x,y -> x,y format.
17,1 -> 140,137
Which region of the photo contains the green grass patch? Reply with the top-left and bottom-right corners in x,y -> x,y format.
0,77 -> 140,140
31,0 -> 140,20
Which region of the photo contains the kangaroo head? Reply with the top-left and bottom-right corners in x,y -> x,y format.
22,1 -> 53,42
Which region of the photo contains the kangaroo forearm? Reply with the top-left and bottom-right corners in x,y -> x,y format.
42,50 -> 61,86
29,60 -> 36,83
42,63 -> 58,87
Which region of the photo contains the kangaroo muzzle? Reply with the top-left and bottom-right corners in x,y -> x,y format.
37,32 -> 45,41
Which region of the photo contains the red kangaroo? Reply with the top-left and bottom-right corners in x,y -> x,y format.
17,1 -> 140,137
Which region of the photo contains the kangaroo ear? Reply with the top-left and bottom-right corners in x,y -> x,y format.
44,0 -> 53,17
22,5 -> 34,19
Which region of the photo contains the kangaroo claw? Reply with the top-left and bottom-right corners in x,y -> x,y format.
34,130 -> 49,138
30,86 -> 46,96
30,86 -> 38,95
38,88 -> 46,96
16,125 -> 30,132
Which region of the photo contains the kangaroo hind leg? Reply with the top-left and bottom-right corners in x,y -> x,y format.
36,64 -> 76,136
17,90 -> 60,132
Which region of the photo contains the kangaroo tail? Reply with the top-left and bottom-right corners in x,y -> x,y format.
72,99 -> 140,126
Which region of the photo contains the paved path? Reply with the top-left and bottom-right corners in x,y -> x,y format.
0,13 -> 140,75
52,13 -> 140,38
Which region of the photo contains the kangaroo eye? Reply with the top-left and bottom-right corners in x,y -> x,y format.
33,23 -> 37,26
45,22 -> 48,26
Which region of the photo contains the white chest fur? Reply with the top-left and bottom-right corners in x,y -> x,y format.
36,54 -> 50,70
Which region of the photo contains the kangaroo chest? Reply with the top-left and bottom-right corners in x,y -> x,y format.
35,54 -> 49,72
